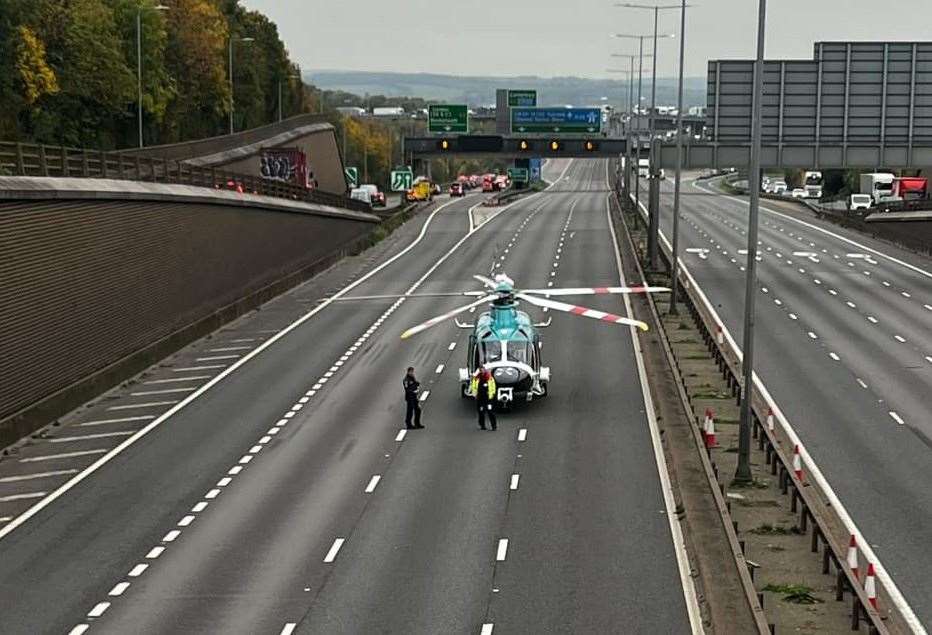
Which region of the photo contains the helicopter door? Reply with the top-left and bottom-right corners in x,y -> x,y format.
468,335 -> 478,373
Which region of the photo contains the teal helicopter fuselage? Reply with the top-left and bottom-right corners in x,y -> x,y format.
458,296 -> 550,404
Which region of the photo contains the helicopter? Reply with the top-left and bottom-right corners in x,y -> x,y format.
334,273 -> 667,407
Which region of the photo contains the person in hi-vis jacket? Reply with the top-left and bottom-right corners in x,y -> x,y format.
470,366 -> 497,431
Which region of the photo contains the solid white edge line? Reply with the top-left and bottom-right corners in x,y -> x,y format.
0,192 -> 479,542
662,185 -> 926,634
610,193 -> 704,634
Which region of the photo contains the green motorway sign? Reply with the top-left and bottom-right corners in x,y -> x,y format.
345,167 -> 359,188
507,167 -> 529,183
508,90 -> 537,107
428,104 -> 469,134
390,170 -> 413,192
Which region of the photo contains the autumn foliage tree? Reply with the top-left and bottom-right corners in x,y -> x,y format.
0,0 -> 310,148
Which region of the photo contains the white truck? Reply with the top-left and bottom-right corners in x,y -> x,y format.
637,158 -> 650,178
859,173 -> 897,205
803,171 -> 823,199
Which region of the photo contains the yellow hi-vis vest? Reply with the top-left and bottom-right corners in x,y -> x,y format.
470,373 -> 496,399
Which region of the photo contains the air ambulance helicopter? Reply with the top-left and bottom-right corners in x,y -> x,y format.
335,273 -> 667,408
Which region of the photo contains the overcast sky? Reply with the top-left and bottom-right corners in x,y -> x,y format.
242,0 -> 932,79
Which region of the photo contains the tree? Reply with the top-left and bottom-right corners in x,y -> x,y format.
162,0 -> 230,141
29,0 -> 137,146
106,0 -> 175,146
14,25 -> 59,105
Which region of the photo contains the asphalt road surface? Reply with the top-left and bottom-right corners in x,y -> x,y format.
0,160 -> 697,635
647,174 -> 932,627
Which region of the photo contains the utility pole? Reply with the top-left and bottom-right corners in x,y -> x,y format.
735,0 -> 768,484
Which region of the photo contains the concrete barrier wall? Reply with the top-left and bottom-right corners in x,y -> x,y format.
0,188 -> 378,441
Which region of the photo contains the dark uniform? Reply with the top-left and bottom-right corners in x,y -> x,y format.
403,371 -> 423,429
473,371 -> 497,431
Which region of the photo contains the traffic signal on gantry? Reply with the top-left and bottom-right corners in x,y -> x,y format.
549,140 -> 561,152
438,138 -> 452,151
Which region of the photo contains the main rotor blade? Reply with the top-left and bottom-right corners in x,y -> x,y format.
400,295 -> 495,339
473,274 -> 498,289
516,293 -> 649,332
327,291 -> 486,302
519,285 -> 669,296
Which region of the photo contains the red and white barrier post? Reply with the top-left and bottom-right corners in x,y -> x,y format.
865,563 -> 877,609
848,534 -> 860,580
793,445 -> 804,483
703,409 -> 717,448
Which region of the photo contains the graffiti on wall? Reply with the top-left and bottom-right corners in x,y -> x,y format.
260,148 -> 308,187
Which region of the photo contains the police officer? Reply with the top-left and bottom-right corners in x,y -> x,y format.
470,366 -> 497,431
403,367 -> 424,429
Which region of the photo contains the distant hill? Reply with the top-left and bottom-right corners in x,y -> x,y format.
306,70 -> 708,109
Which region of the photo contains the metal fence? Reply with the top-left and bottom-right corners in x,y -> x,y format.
0,141 -> 371,214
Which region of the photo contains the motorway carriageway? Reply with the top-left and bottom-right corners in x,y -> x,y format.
0,160 -> 699,634
649,174 -> 932,627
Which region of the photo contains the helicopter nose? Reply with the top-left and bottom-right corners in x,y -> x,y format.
493,366 -> 526,385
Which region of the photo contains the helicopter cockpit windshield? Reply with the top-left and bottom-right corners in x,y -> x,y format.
479,340 -> 502,364
507,342 -> 532,365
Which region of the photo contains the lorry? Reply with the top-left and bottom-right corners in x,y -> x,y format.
803,171 -> 823,199
372,106 -> 405,117
860,173 -> 896,205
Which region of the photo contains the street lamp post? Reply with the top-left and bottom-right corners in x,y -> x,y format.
613,33 -> 671,228
228,35 -> 255,135
136,4 -> 169,148
616,4 -> 683,270
278,74 -> 302,122
735,0 -> 768,484
669,0 -> 689,316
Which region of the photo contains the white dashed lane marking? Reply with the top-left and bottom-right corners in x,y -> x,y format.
510,474 -> 520,490
517,428 -> 527,442
324,538 -> 345,563
889,412 -> 905,425
87,602 -> 110,618
365,475 -> 381,493
496,538 -> 509,561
